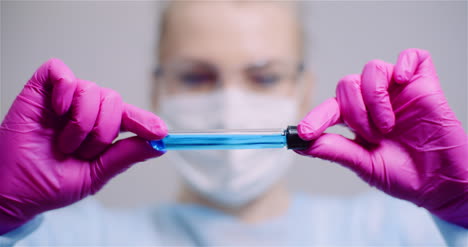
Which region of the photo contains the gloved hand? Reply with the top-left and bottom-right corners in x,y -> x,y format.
0,59 -> 167,234
296,49 -> 468,228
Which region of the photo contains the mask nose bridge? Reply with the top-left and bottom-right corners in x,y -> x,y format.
203,89 -> 244,129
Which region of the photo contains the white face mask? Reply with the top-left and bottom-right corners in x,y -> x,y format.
159,89 -> 299,207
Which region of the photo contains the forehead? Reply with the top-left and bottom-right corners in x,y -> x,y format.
159,1 -> 302,64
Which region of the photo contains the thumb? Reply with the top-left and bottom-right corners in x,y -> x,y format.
295,133 -> 373,182
121,103 -> 168,140
89,136 -> 164,192
297,97 -> 342,140
296,97 -> 373,179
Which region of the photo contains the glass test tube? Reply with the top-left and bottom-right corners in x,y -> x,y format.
149,126 -> 309,151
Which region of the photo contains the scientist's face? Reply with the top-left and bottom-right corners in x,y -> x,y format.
156,1 -> 305,98
154,1 -> 311,207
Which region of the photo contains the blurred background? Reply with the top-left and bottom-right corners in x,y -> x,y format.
1,1 -> 466,207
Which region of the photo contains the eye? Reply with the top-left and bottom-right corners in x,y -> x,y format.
250,73 -> 281,87
178,71 -> 217,88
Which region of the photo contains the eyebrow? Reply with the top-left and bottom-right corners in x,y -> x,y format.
156,59 -> 216,75
160,58 -> 302,72
167,58 -> 214,67
245,60 -> 282,71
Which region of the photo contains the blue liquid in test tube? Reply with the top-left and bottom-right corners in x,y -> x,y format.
149,129 -> 287,151
148,126 -> 310,151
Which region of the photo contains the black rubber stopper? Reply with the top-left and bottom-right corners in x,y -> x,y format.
285,125 -> 310,150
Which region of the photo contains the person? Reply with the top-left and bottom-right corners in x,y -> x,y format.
0,1 -> 467,246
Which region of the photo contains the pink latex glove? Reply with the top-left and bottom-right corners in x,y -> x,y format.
296,49 -> 468,228
0,59 -> 167,234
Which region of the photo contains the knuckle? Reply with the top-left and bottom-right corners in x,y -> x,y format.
47,57 -> 62,66
338,74 -> 360,86
416,49 -> 431,61
337,74 -> 361,93
407,47 -> 429,54
402,48 -> 431,61
365,59 -> 387,70
80,80 -> 98,90
75,80 -> 98,95
101,88 -> 122,103
106,89 -> 122,102
46,58 -> 66,70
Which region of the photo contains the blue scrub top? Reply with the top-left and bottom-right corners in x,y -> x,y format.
1,190 -> 467,246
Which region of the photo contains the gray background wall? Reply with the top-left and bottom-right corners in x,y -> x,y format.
1,1 -> 466,208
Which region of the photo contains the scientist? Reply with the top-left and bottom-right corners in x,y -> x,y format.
0,1 -> 467,246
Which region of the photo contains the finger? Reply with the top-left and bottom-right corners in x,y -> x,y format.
89,136 -> 165,193
295,133 -> 373,182
76,88 -> 123,160
58,79 -> 100,154
27,58 -> 77,116
361,60 -> 395,134
297,97 -> 341,140
336,74 -> 382,143
121,103 -> 168,140
393,48 -> 436,84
